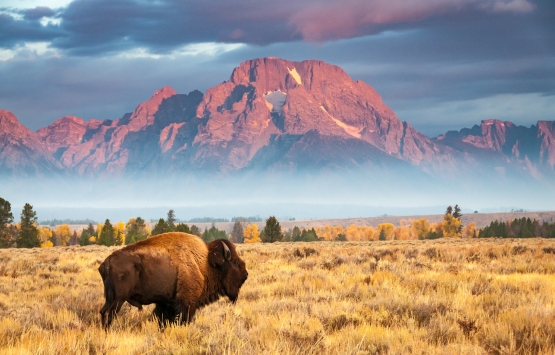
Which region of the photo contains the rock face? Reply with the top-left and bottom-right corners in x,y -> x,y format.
31,87 -> 203,176
436,119 -> 555,173
191,58 -> 458,172
0,110 -> 62,176
0,58 -> 554,179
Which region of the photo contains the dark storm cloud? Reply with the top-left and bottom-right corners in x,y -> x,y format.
22,6 -> 56,21
1,0 -> 553,136
0,0 -> 547,54
0,10 -> 62,47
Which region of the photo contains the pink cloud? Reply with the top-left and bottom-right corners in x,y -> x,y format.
287,0 -> 535,42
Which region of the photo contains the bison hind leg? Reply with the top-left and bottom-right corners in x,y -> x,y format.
154,302 -> 177,328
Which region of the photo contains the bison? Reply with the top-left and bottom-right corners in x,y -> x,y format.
98,232 -> 248,328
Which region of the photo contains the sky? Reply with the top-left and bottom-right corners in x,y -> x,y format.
0,0 -> 554,137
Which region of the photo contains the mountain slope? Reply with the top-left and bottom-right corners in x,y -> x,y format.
0,110 -> 62,177
0,57 -> 553,181
436,119 -> 555,175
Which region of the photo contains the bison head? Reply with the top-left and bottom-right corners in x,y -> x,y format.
208,239 -> 248,302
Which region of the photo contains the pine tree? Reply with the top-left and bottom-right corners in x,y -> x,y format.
69,230 -> 78,246
126,217 -> 149,244
87,223 -> 96,238
0,197 -> 14,248
175,223 -> 191,233
261,216 -> 282,243
97,219 -> 115,246
453,204 -> 463,233
151,218 -> 169,236
166,209 -> 176,231
190,225 -> 201,237
17,203 -> 41,248
292,226 -> 301,240
79,229 -> 91,246
230,220 -> 244,243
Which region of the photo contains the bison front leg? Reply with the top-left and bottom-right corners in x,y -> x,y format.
100,300 -> 125,329
176,303 -> 197,325
153,302 -> 178,327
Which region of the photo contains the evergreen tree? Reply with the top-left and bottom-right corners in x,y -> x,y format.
151,218 -> 169,236
0,197 -> 14,248
49,230 -> 58,246
201,225 -> 227,243
292,226 -> 301,240
336,233 -> 348,241
79,229 -> 91,246
126,217 -> 149,244
190,225 -> 201,237
97,219 -> 115,246
261,216 -> 282,243
453,205 -> 462,219
175,223 -> 191,233
378,229 -> 386,241
453,204 -> 463,233
17,203 -> 40,248
230,221 -> 244,243
87,223 -> 96,238
69,230 -> 79,246
166,209 -> 176,231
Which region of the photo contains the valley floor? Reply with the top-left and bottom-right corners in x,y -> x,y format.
1,238 -> 555,354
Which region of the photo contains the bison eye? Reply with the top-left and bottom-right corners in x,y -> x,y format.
233,259 -> 239,266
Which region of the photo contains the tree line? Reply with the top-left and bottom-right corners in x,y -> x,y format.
478,217 -> 555,239
3,198 -> 554,248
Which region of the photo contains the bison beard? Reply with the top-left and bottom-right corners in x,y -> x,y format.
98,232 -> 248,329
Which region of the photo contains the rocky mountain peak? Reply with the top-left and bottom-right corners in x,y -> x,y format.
124,86 -> 178,131
0,110 -> 62,176
36,116 -> 87,153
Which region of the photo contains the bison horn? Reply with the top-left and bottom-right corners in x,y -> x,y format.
222,241 -> 231,261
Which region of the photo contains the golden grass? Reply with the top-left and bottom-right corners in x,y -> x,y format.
2,238 -> 555,354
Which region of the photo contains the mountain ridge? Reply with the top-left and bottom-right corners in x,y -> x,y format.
0,58 -> 553,180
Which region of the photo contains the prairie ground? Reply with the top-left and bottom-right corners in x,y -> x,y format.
1,238 -> 555,354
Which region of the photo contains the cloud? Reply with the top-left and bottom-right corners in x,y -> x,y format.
0,0 -> 540,55
21,6 -> 56,21
289,0 -> 535,41
0,9 -> 63,48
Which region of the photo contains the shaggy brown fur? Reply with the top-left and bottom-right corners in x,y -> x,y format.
98,232 -> 248,328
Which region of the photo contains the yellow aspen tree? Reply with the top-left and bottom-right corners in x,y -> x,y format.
364,226 -> 377,241
114,221 -> 126,245
55,224 -> 72,246
322,225 -> 332,241
443,213 -> 462,238
314,226 -> 323,239
332,225 -> 344,240
412,218 -> 431,240
243,224 -> 261,243
378,223 -> 395,240
96,223 -> 103,242
394,225 -> 411,240
39,226 -> 53,248
463,222 -> 477,238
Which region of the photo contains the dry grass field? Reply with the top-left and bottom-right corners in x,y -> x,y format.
2,238 -> 555,354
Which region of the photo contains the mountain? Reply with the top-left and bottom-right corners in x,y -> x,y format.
0,58 -> 553,181
32,87 -> 203,176
436,119 -> 555,176
0,110 -> 62,177
191,58 -> 458,173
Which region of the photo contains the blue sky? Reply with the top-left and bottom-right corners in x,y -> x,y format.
1,0 -> 554,136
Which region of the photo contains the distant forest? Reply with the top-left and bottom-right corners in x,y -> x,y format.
40,218 -> 97,226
